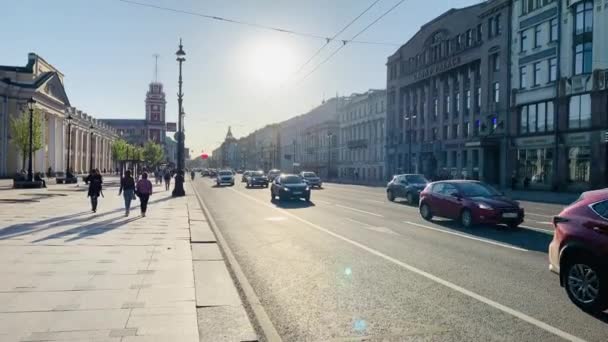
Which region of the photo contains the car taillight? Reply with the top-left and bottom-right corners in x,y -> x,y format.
553,216 -> 569,226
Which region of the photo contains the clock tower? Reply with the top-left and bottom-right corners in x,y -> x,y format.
145,82 -> 166,144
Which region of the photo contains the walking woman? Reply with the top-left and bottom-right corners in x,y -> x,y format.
136,172 -> 153,217
87,169 -> 103,213
163,170 -> 171,191
119,170 -> 136,216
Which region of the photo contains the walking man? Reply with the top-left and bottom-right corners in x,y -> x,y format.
119,170 -> 136,216
87,169 -> 103,213
163,169 -> 171,191
136,172 -> 153,217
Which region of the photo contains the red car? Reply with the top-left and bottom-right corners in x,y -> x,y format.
549,188 -> 608,313
419,180 -> 524,228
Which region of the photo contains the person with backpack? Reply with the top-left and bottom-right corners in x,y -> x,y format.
87,169 -> 103,213
136,172 -> 153,217
119,170 -> 136,216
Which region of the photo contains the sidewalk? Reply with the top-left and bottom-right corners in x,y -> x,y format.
0,177 -> 257,342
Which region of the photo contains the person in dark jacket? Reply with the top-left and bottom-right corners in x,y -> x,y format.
87,169 -> 103,212
136,172 -> 153,217
119,170 -> 136,216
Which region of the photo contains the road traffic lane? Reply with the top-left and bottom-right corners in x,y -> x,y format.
194,180 -> 601,340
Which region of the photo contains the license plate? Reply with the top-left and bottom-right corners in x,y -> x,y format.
502,212 -> 518,218
293,192 -> 302,195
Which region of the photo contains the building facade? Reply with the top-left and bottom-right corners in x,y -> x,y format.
510,0 -> 608,191
253,124 -> 280,171
0,53 -> 116,177
386,0 -> 512,185
338,89 -> 387,181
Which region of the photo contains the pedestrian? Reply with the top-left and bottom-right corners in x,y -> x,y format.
87,169 -> 103,213
163,170 -> 171,191
511,172 -> 517,190
190,170 -> 195,181
136,172 -> 153,217
119,170 -> 136,216
34,172 -> 47,188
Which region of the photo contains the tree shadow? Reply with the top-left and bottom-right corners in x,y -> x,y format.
428,219 -> 553,253
32,216 -> 141,243
0,194 -> 174,241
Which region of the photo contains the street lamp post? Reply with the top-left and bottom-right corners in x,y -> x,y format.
89,124 -> 94,171
66,115 -> 72,176
405,114 -> 417,173
27,98 -> 36,182
173,38 -> 186,197
327,132 -> 333,179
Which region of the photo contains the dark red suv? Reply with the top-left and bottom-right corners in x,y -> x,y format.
549,188 -> 608,313
419,180 -> 524,228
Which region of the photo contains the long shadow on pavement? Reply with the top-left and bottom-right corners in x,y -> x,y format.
429,219 -> 553,253
270,199 -> 316,209
32,216 -> 142,243
0,194 -> 175,241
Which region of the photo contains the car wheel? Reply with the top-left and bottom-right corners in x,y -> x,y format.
407,192 -> 415,205
246,183 -> 250,188
460,209 -> 473,228
265,184 -> 268,188
419,202 -> 432,220
304,194 -> 311,202
507,222 -> 519,229
564,257 -> 608,313
230,182 -> 234,186
387,190 -> 395,202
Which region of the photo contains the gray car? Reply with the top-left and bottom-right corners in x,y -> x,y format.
386,174 -> 429,204
300,171 -> 322,188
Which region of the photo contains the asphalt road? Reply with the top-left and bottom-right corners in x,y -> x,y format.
192,178 -> 608,342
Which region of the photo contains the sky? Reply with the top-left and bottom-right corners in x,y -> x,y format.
3,0 -> 479,156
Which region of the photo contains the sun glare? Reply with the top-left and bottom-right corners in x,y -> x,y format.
248,40 -> 295,85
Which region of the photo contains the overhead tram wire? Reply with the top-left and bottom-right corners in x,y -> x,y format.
117,0 -> 400,46
297,0 -> 407,84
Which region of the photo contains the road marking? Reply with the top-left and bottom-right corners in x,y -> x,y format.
520,225 -> 554,235
346,218 -> 398,235
534,221 -> 553,225
403,221 -> 528,252
526,212 -> 555,218
314,200 -> 332,205
226,187 -> 585,342
364,199 -> 385,204
335,204 -> 384,217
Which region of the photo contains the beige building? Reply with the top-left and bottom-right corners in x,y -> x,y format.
0,53 -> 117,177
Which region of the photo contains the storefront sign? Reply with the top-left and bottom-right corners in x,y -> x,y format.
413,56 -> 462,81
563,132 -> 590,146
514,136 -> 555,147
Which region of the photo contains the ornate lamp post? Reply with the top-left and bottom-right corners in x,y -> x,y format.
173,38 -> 186,197
89,124 -> 94,171
66,114 -> 72,176
27,98 -> 36,182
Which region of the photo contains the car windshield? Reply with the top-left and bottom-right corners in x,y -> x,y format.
405,175 -> 428,184
302,172 -> 317,178
458,182 -> 501,197
281,176 -> 303,184
219,171 -> 232,176
252,171 -> 264,176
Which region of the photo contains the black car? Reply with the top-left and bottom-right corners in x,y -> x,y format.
247,171 -> 269,188
386,174 -> 429,204
270,174 -> 311,202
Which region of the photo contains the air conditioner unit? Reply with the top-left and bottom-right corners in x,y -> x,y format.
596,69 -> 608,90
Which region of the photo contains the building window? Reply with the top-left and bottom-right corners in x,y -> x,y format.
420,130 -> 425,142
520,30 -> 528,52
548,57 -> 557,82
476,24 -> 483,42
519,101 -> 555,134
534,25 -> 542,48
455,92 -> 460,114
575,1 -> 593,35
520,66 -> 527,89
533,62 -> 542,86
493,82 -> 500,103
517,148 -> 554,187
443,125 -> 449,139
550,18 -> 558,42
445,95 -> 450,116
476,87 -> 481,109
433,98 -> 438,119
465,90 -> 471,111
495,14 -> 501,35
466,29 -> 472,47
568,94 -> 592,129
574,42 -> 592,75
432,128 -> 438,140
488,17 -> 495,38
491,53 -> 500,72
568,146 -> 591,184
452,124 -> 459,139
464,122 -> 470,138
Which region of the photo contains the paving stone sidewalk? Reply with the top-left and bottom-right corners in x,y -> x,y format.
0,177 -> 256,342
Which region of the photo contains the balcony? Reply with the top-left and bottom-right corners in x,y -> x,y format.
347,139 -> 368,149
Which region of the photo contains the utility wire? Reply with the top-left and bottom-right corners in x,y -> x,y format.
117,0 -> 400,46
297,0 -> 406,84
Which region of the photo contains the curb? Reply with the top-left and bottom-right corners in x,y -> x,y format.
191,182 -> 283,342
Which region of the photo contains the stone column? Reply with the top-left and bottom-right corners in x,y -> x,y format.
73,128 -> 80,173
48,116 -> 56,174
35,113 -> 46,173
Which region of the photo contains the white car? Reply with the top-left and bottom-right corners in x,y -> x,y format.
216,170 -> 235,186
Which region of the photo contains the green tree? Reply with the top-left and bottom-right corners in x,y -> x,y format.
9,109 -> 44,170
143,141 -> 164,167
111,139 -> 128,162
